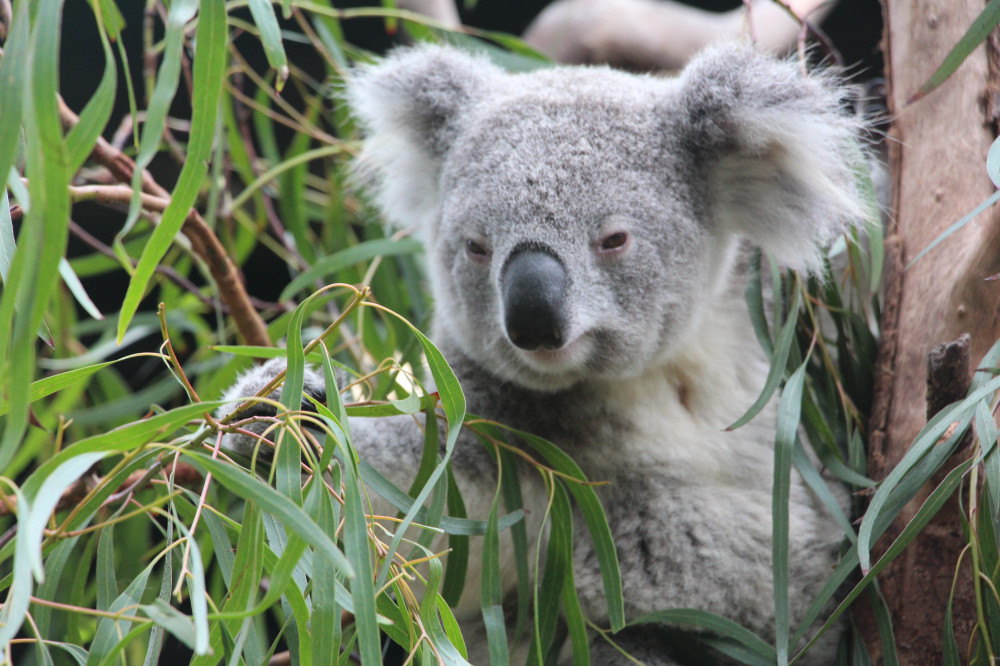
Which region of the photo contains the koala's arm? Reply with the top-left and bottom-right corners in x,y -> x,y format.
215,357 -> 537,619
216,357 -> 455,499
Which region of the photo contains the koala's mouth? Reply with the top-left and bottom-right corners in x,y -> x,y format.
515,334 -> 591,371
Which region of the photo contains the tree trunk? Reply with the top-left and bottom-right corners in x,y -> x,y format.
867,1 -> 1000,662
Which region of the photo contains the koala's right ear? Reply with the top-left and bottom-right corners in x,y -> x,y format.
675,43 -> 864,273
347,46 -> 497,232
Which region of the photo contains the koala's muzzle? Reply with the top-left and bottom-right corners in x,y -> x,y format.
501,248 -> 567,351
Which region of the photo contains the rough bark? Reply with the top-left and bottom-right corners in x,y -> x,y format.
866,1 -> 1000,662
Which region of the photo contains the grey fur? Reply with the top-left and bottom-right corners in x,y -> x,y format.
221,43 -> 861,664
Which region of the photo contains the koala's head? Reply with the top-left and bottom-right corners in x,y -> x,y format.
349,44 -> 863,392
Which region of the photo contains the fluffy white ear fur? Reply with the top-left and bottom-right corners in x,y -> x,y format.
678,43 -> 864,272
346,47 -> 498,236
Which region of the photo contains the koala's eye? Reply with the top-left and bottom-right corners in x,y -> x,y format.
599,231 -> 630,254
465,239 -> 491,260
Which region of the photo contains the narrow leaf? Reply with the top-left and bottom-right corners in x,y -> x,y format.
773,362 -> 807,665
907,189 -> 1000,269
118,0 -> 226,341
246,0 -> 290,87
728,288 -> 801,430
910,0 -> 1000,102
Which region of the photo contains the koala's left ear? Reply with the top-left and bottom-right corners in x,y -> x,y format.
347,46 -> 499,233
676,43 -> 864,272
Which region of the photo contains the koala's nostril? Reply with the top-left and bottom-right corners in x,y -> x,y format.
501,248 -> 567,352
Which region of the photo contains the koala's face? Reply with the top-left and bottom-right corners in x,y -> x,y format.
349,45 -> 862,392
434,92 -> 715,391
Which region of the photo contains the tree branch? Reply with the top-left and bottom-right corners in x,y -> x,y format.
522,0 -> 834,71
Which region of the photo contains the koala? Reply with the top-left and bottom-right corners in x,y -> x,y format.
220,43 -> 863,664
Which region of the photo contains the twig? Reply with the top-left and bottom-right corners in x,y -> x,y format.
158,303 -> 202,403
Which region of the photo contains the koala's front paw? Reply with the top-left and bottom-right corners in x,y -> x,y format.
215,357 -> 327,460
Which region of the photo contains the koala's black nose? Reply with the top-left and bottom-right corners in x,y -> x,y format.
501,248 -> 567,351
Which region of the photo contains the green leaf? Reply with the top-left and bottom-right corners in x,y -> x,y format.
117,0 -> 226,342
416,543 -> 469,664
868,586 -> 899,666
437,595 -> 470,661
88,557 -> 158,665
497,444 -> 531,647
442,467 -> 470,606
486,424 -> 625,632
907,189 -> 1000,269
308,474 -> 342,662
0,0 -> 28,204
189,451 -> 354,579
366,309 -> 467,588
1,0 -> 71,472
980,400 -> 1000,524
0,354 -> 163,415
333,441 -> 381,664
797,459 -> 973,657
481,484 -> 512,665
140,601 -> 198,652
728,287 -> 801,430
910,0 -> 1000,102
629,609 -> 776,661
113,0 -> 197,248
276,286 -> 312,506
95,525 -> 117,612
744,251 -> 772,355
33,536 -> 81,639
561,537 -> 590,666
280,238 -> 423,301
59,258 -> 104,320
793,441 -> 856,542
65,2 -> 116,173
357,458 -> 524,535
857,374 -> 1000,573
211,501 -> 266,665
246,0 -> 290,88
943,586 -> 961,666
143,516 -> 176,666
528,480 -> 572,663
773,361 -> 806,665
0,451 -> 108,648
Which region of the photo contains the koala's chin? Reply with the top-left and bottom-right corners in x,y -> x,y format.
490,331 -> 662,394
501,336 -> 598,392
